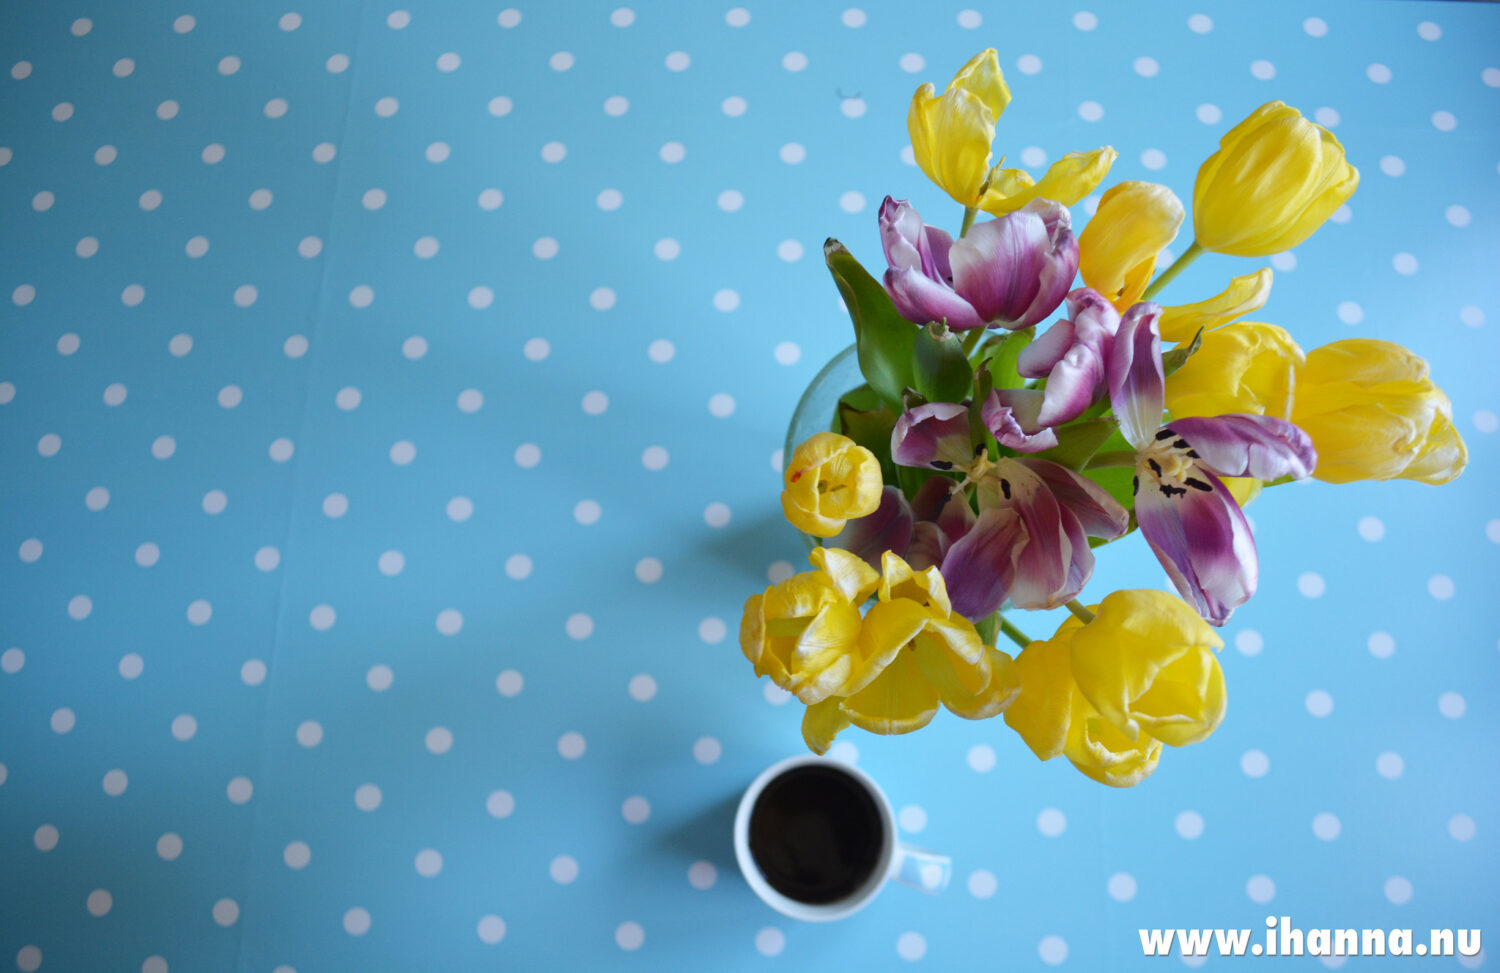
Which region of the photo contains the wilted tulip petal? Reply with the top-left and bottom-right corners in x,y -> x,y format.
980,147 -> 1118,215
892,401 -> 975,470
981,390 -> 1058,452
828,486 -> 915,569
1167,415 -> 1317,481
1135,467 -> 1257,627
1015,288 -> 1121,427
1107,302 -> 1167,449
1159,268 -> 1274,344
908,49 -> 1010,207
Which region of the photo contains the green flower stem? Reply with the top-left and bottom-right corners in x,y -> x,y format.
1065,599 -> 1097,624
997,614 -> 1034,649
960,327 -> 987,358
959,205 -> 979,239
1085,450 -> 1138,469
1141,240 -> 1205,302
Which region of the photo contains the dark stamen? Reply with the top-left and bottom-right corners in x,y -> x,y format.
930,460 -> 953,470
1155,428 -> 1176,441
974,443 -> 985,457
1147,458 -> 1163,476
1184,477 -> 1213,492
1186,449 -> 1200,459
1000,478 -> 1012,500
1172,438 -> 1190,450
1132,475 -> 1139,496
1159,483 -> 1187,498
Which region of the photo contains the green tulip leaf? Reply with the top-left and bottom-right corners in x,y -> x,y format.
825,239 -> 919,412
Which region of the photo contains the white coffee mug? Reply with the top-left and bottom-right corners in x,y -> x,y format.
733,755 -> 952,921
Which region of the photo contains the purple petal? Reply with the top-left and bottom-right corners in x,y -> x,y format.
1135,467 -> 1257,626
949,209 -> 1048,325
1018,288 -> 1121,427
883,268 -> 986,330
982,389 -> 1059,452
924,225 -> 955,282
1108,302 -> 1165,449
1017,317 -> 1076,378
1016,458 -> 1130,539
827,486 -> 914,569
1168,415 -> 1317,481
878,196 -> 926,274
906,521 -> 949,571
908,475 -> 975,546
892,402 -> 973,470
941,507 -> 1024,619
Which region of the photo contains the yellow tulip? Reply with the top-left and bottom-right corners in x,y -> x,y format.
1004,590 -> 1225,787
1158,268 -> 1274,344
780,432 -> 883,537
908,49 -> 1011,207
1290,339 -> 1467,484
1193,101 -> 1359,256
978,146 -> 1118,215
1164,321 -> 1304,421
736,550 -> 1017,754
1078,181 -> 1184,311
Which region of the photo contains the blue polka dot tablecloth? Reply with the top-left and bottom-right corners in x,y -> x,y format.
2,0 -> 1497,970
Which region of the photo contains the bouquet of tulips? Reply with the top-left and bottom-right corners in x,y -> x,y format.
739,50 -> 1467,787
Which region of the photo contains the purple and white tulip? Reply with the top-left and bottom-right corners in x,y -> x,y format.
1015,287 -> 1122,427
1109,303 -> 1318,626
879,196 -> 1079,332
939,457 -> 1129,619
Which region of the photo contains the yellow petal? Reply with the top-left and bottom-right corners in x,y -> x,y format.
978,147 -> 1118,215
1002,637 -> 1075,760
787,599 -> 865,704
920,643 -> 1020,720
781,432 -> 883,537
909,84 -> 995,207
836,599 -> 929,698
877,551 -> 953,616
839,649 -> 940,735
810,546 -> 880,605
1164,320 -> 1303,421
949,48 -> 1010,123
1159,268 -> 1274,344
1219,476 -> 1262,508
1078,181 -> 1184,311
801,698 -> 852,755
1401,408 -> 1467,485
1065,711 -> 1163,787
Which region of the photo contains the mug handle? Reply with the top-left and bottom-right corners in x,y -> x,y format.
892,843 -> 951,894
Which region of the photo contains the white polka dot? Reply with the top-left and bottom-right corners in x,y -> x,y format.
899,53 -> 925,73
457,389 -> 483,413
1427,574 -> 1455,600
401,335 -> 428,360
0,648 -> 23,674
720,95 -> 747,118
579,390 -> 609,415
1250,59 -> 1276,80
558,732 -> 586,759
777,240 -> 804,262
217,55 -> 242,75
264,98 -> 288,119
1230,629 -> 1264,657
597,188 -> 623,211
687,861 -> 718,890
611,8 -> 635,27
227,776 -> 252,803
1187,13 -> 1213,32
136,542 -> 160,568
717,189 -> 744,212
616,922 -> 645,951
389,440 -> 416,466
1483,67 -> 1500,88
1078,100 -> 1103,122
956,8 -> 982,28
1392,252 -> 1419,275
665,51 -> 689,71
122,283 -> 146,306
284,841 -> 311,869
348,285 -> 374,308
495,669 -> 523,697
965,743 -> 996,772
38,433 -> 62,458
841,7 -> 867,27
1039,935 -> 1068,966
1016,53 -> 1042,75
783,51 -> 808,71
1308,107 -> 1340,131
478,915 -> 507,944
34,825 -> 58,851
1175,810 -> 1204,839
1133,56 -> 1159,77
515,443 -> 541,468
1107,872 -> 1138,902
1073,11 -> 1098,30
366,664 -> 393,692
840,97 -> 866,118
15,947 -> 39,973
548,50 -> 575,72
1241,749 -> 1270,778
496,8 -> 519,27
897,932 -> 927,962
708,393 -> 735,418
1448,813 -> 1476,842
1297,572 -> 1325,598
1376,750 -> 1404,779
343,907 -> 370,936
628,674 -> 657,701
1141,148 -> 1167,170
54,102 -> 76,121
0,382 -> 16,404
703,502 -> 731,528
87,889 -> 113,917
354,784 -> 382,810
574,499 -> 601,525
778,142 -> 808,166
296,721 -> 323,748
828,741 -> 859,764
635,557 -> 663,583
502,553 -> 532,580
589,287 -> 616,310
240,659 -> 266,685
1384,876 -> 1412,905
486,789 -> 516,817
425,142 -> 450,164
959,869 -> 997,900
754,927 -> 785,957
1303,16 -> 1328,36
1438,691 -> 1466,719
1306,690 -> 1334,718
1037,807 -> 1067,837
1461,305 -> 1485,328
659,141 -> 685,163
431,50 -> 460,73
51,707 -> 78,733
838,190 -> 866,213
478,188 -> 504,211
696,617 -> 727,645
250,545 -> 280,573
1367,63 -> 1392,84
1336,301 -> 1363,325
374,97 -> 398,117
327,53 -> 350,73
11,61 -> 32,80
11,284 -> 34,309
386,8 -> 411,28
426,726 -> 454,754
693,737 -> 721,764
432,609 -> 463,636
413,848 -> 443,877
1246,875 -> 1275,904
1445,205 -> 1472,228
621,796 -> 651,824
562,613 -> 593,640
307,604 -> 335,631
78,236 -> 100,257
896,805 -> 927,834
444,496 -> 474,523
1431,110 -> 1458,134
641,446 -> 669,470
1304,812 -> 1342,842
1475,409 -> 1498,434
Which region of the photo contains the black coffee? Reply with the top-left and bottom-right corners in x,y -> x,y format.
747,764 -> 885,904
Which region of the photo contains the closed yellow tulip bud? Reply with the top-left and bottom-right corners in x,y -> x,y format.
1079,181 -> 1184,311
909,49 -> 1011,207
1005,589 -> 1225,787
781,432 -> 884,536
1290,339 -> 1467,484
1193,101 -> 1359,257
1165,321 -> 1304,421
